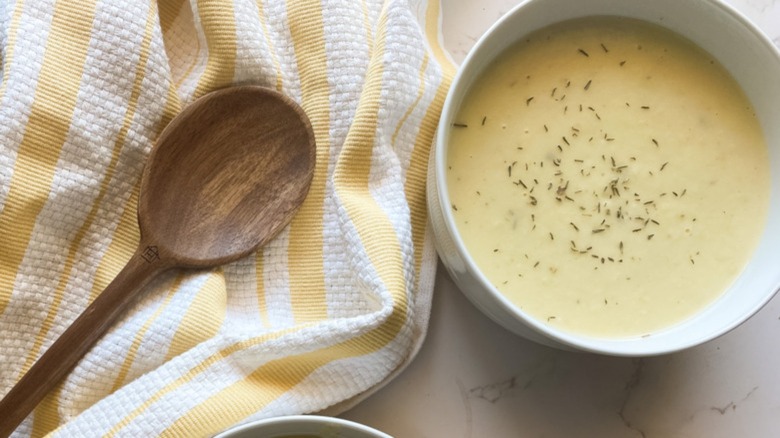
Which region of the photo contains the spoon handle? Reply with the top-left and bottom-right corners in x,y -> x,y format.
0,244 -> 167,437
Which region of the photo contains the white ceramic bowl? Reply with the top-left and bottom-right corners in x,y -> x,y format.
214,415 -> 392,438
428,0 -> 780,356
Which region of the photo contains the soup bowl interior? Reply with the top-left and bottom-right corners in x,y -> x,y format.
429,0 -> 780,356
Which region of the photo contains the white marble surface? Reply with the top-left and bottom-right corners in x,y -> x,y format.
343,1 -> 780,437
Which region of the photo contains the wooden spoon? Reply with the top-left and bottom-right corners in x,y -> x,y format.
0,86 -> 316,436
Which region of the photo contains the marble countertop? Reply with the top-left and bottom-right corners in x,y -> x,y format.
343,1 -> 780,437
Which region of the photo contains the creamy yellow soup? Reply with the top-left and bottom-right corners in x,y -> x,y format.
447,17 -> 770,338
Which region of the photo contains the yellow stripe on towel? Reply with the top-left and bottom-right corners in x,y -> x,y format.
285,0 -> 331,323
164,271 -> 228,362
110,274 -> 184,394
0,0 -> 99,315
193,0 -> 238,96
406,0 -> 455,286
255,0 -> 284,92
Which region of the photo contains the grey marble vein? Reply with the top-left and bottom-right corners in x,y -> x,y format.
617,358 -> 647,438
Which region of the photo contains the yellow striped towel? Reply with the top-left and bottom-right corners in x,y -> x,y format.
0,0 -> 454,436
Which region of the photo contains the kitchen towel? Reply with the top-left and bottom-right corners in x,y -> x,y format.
0,0 -> 454,436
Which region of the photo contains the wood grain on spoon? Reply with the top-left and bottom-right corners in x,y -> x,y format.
0,86 -> 316,436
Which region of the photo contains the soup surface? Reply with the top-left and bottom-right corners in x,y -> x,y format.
447,17 -> 770,338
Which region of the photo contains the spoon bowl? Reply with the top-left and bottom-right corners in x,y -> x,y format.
140,87 -> 315,267
0,86 -> 316,436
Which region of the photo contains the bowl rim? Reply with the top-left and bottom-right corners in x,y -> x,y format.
214,415 -> 392,438
433,0 -> 780,356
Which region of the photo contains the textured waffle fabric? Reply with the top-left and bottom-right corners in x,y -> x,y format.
0,0 -> 453,435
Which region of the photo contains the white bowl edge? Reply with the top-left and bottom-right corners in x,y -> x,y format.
430,0 -> 780,356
